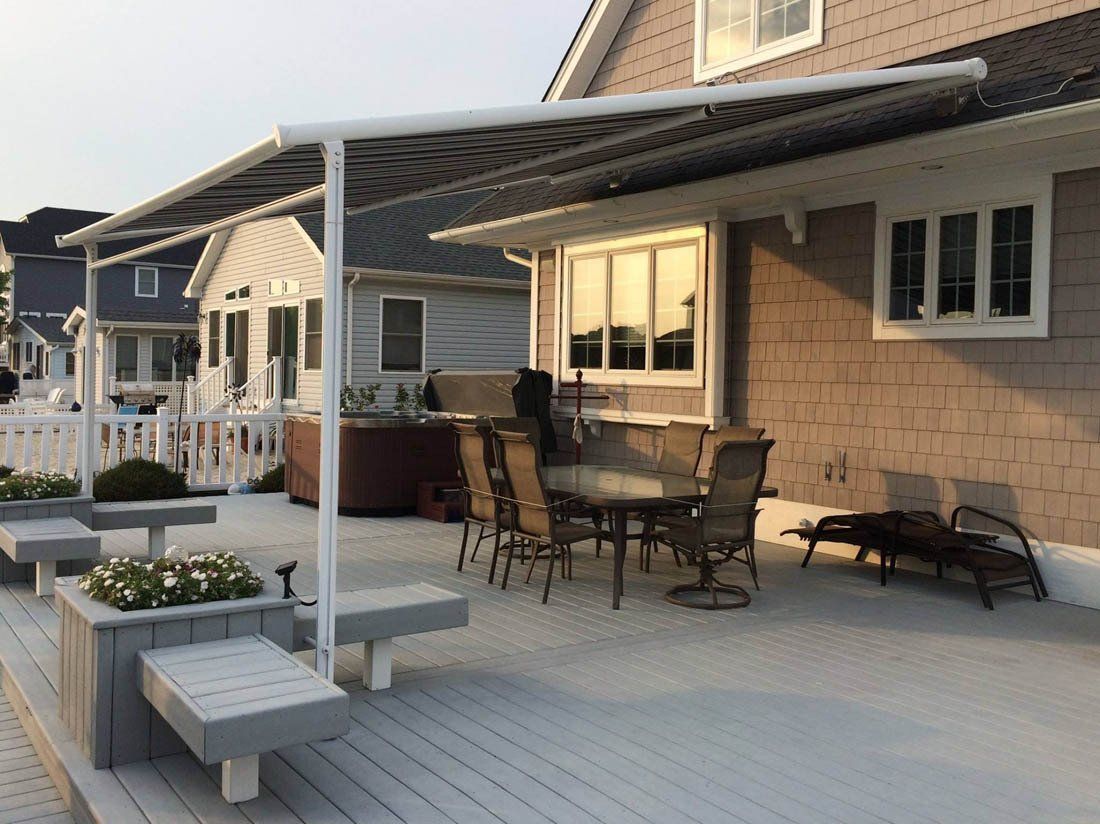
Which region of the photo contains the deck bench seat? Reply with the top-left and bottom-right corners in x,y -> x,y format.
292,583 -> 468,690
91,499 -> 217,557
0,516 -> 100,595
137,634 -> 349,803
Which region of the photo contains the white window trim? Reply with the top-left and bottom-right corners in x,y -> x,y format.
560,225 -> 706,388
378,295 -> 427,375
693,0 -> 824,84
873,175 -> 1052,341
135,266 -> 159,298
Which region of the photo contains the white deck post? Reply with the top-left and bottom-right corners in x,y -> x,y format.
80,244 -> 98,495
315,140 -> 345,680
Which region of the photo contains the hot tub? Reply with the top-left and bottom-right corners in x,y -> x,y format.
284,412 -> 463,516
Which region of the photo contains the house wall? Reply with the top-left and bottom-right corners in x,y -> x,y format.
536,250 -> 557,374
725,167 -> 1100,554
581,0 -> 1091,97
195,218 -> 323,410
347,278 -> 530,408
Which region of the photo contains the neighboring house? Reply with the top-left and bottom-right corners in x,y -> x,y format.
187,191 -> 529,411
433,3 -> 1100,605
0,207 -> 204,403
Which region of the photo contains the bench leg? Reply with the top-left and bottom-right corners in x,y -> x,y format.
147,525 -> 167,558
221,754 -> 259,803
363,638 -> 392,690
35,561 -> 56,596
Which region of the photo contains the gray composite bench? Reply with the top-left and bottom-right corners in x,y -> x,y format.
292,583 -> 469,690
91,499 -> 217,557
137,634 -> 350,803
0,517 -> 100,595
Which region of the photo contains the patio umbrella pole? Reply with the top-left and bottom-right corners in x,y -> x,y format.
315,141 -> 345,680
80,243 -> 98,495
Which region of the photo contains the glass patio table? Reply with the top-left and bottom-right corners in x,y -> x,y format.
541,464 -> 778,609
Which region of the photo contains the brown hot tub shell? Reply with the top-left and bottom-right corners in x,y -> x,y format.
284,414 -> 460,516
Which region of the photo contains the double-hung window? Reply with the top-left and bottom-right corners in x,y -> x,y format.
379,297 -> 426,373
304,298 -> 322,370
135,267 -> 158,298
151,336 -> 174,381
114,335 -> 138,382
564,227 -> 704,385
694,0 -> 823,82
874,178 -> 1051,340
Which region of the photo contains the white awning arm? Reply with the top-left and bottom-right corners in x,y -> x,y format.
57,134 -> 283,247
87,185 -> 325,271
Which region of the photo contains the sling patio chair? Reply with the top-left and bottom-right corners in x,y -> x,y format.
714,424 -> 766,446
784,506 -> 1048,609
653,438 -> 774,609
492,429 -> 607,603
451,422 -> 510,576
636,420 -> 709,570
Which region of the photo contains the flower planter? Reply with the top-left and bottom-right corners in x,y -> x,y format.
55,577 -> 295,768
0,496 -> 95,584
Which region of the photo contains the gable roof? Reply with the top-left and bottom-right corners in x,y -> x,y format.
295,192 -> 528,281
0,207 -> 206,266
545,0 -> 634,102
63,305 -> 198,334
7,314 -> 70,344
450,10 -> 1100,232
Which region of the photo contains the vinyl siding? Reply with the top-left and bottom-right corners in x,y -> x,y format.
348,279 -> 530,408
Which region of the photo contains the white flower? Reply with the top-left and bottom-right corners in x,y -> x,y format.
163,576 -> 178,588
200,581 -> 209,592
115,581 -> 125,589
123,589 -> 131,596
104,579 -> 113,587
127,595 -> 134,602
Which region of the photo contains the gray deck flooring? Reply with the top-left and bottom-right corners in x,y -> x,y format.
2,493 -> 1100,822
0,693 -> 72,823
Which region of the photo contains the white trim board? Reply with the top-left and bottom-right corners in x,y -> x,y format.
756,497 -> 1100,611
546,0 -> 635,102
550,406 -> 729,428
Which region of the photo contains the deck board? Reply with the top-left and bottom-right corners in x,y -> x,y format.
0,694 -> 71,824
2,493 -> 1099,823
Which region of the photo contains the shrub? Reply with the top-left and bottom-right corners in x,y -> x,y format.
78,551 -> 263,611
94,458 -> 188,502
0,471 -> 80,502
250,463 -> 285,493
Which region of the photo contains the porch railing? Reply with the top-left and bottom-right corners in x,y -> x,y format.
232,356 -> 282,413
188,357 -> 234,413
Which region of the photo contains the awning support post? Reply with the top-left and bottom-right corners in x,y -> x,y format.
315,140 -> 345,680
80,244 -> 98,496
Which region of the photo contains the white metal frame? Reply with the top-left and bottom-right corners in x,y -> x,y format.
134,266 -> 159,298
873,173 -> 1053,340
693,0 -> 824,83
377,295 -> 427,375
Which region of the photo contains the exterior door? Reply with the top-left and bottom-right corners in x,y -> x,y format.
267,304 -> 298,400
230,310 -> 249,386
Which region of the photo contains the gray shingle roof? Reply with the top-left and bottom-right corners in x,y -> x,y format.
296,192 -> 528,282
452,10 -> 1100,230
9,315 -> 69,343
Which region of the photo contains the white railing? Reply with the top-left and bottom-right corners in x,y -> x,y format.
188,357 -> 234,413
232,357 -> 282,413
109,380 -> 188,414
0,408 -> 284,492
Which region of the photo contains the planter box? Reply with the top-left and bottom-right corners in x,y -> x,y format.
0,496 -> 95,584
55,577 -> 295,768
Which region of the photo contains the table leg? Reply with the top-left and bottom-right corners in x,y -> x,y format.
612,508 -> 627,610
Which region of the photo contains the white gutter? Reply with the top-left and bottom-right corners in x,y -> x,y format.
345,273 -> 361,385
502,248 -> 532,269
342,266 -> 529,291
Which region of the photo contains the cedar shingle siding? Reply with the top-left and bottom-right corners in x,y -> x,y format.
584,0 -> 1093,98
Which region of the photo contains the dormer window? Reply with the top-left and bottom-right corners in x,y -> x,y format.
135,266 -> 158,298
694,0 -> 823,82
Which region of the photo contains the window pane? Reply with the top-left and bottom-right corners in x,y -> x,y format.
207,310 -> 221,367
381,299 -> 424,372
654,244 -> 697,370
115,336 -> 138,382
704,0 -> 753,64
282,305 -> 298,399
989,205 -> 1033,318
305,298 -> 322,333
304,298 -> 323,370
65,351 -> 75,376
569,256 -> 606,370
609,251 -> 648,370
151,337 -> 174,381
888,219 -> 926,321
937,212 -> 977,319
225,313 -> 236,357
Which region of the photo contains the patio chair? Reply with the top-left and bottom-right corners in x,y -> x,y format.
451,422 -> 509,574
492,429 -> 607,603
654,438 -> 774,609
714,424 -> 765,446
636,420 -> 709,569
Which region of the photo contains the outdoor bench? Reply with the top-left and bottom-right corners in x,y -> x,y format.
0,516 -> 100,595
137,633 -> 350,803
292,583 -> 468,690
91,499 -> 217,557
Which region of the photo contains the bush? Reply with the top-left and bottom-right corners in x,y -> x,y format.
94,458 -> 188,502
249,463 -> 285,493
0,471 -> 80,502
78,551 -> 263,611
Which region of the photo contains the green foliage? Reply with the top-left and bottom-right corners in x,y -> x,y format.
93,458 -> 188,502
78,552 -> 263,612
340,383 -> 382,411
249,463 -> 285,493
412,382 -> 427,412
392,383 -> 411,412
0,268 -> 11,319
0,471 -> 80,501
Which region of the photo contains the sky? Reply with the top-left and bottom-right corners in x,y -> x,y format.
0,0 -> 590,218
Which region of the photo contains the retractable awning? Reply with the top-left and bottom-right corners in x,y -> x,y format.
60,57 -> 987,681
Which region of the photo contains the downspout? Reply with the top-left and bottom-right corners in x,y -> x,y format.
345,273 -> 361,386
503,248 -> 536,369
100,325 -> 115,404
502,248 -> 531,269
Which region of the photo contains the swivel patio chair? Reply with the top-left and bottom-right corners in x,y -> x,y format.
637,420 -> 709,570
451,422 -> 509,574
714,424 -> 765,446
654,438 -> 774,609
492,429 -> 606,604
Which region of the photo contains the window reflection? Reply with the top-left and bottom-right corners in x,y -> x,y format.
609,251 -> 648,370
654,245 -> 696,370
569,256 -> 606,369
